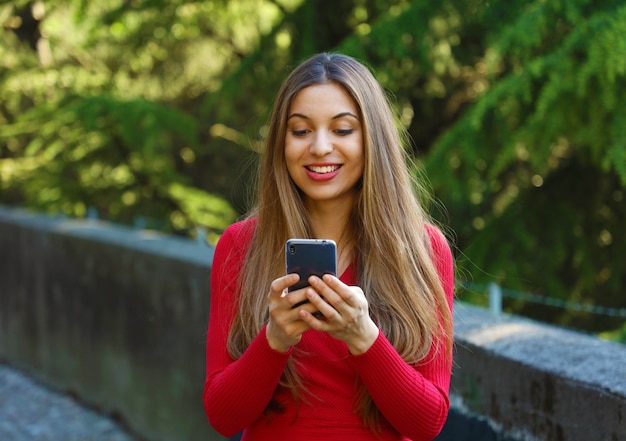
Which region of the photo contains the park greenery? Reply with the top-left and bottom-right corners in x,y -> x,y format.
1,0 -> 625,340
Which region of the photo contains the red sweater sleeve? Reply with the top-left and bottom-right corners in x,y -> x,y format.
346,225 -> 454,441
203,221 -> 291,437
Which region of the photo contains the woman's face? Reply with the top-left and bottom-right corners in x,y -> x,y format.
284,82 -> 364,210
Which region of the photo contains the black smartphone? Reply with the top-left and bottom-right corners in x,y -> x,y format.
285,238 -> 337,292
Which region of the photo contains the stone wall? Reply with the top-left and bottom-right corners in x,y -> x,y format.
450,303 -> 626,441
1,206 -> 625,441
0,207 -> 218,441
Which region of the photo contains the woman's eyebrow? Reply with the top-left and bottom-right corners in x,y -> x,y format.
287,112 -> 309,120
332,112 -> 360,121
287,112 -> 360,120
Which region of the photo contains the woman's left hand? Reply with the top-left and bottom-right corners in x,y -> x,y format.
297,274 -> 379,355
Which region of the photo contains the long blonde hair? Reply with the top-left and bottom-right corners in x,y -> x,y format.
227,53 -> 453,428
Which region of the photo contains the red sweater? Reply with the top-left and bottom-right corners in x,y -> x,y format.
204,218 -> 454,441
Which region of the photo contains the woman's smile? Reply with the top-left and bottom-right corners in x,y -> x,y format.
305,163 -> 342,181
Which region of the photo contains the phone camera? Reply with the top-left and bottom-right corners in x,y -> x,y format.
289,244 -> 296,254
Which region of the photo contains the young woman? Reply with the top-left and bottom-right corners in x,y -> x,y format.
203,53 -> 454,441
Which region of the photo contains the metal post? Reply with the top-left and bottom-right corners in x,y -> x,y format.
87,206 -> 98,220
489,282 -> 502,317
195,226 -> 207,245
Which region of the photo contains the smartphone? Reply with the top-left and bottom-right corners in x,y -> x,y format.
285,238 -> 337,292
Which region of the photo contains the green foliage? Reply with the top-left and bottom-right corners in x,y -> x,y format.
0,0 -> 292,240
419,0 -> 626,329
1,0 -> 624,334
0,93 -> 235,235
428,0 -> 626,191
599,322 -> 626,344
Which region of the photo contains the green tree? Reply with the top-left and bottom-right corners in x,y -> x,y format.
1,0 -> 625,337
419,0 -> 626,333
205,0 -> 626,334
1,0 -> 292,239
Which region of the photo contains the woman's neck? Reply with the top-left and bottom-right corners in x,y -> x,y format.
307,203 -> 350,240
305,200 -> 356,275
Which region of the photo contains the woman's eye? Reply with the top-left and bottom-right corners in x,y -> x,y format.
336,129 -> 354,136
292,129 -> 309,136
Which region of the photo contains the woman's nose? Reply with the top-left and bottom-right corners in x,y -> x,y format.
309,132 -> 333,156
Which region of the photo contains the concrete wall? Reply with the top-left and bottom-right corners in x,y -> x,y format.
1,206 -> 625,441
450,304 -> 626,441
0,207 -> 219,441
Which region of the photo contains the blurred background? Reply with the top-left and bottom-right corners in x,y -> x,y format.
1,0 -> 625,342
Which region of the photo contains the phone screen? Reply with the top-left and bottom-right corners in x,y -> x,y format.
285,239 -> 337,292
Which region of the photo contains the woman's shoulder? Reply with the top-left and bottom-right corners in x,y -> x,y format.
222,217 -> 258,242
424,223 -> 455,298
424,223 -> 447,245
424,223 -> 453,263
214,218 -> 256,260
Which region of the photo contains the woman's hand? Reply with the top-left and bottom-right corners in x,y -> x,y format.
265,274 -> 319,353
299,275 -> 379,355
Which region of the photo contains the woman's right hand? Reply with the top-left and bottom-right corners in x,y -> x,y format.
265,274 -> 317,352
